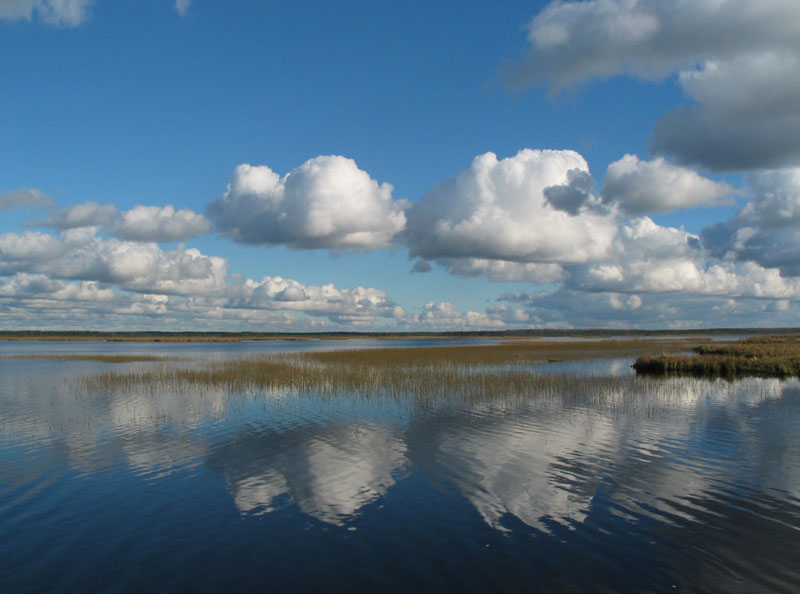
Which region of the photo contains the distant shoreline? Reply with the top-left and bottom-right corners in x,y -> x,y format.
0,328 -> 796,342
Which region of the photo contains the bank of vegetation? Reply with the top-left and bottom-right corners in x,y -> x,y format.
633,336 -> 800,378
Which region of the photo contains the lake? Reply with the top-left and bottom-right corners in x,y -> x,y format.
1,340 -> 799,593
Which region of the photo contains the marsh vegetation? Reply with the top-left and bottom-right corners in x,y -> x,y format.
633,335 -> 800,378
81,339 -> 693,399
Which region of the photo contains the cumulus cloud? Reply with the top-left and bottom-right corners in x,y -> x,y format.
509,0 -> 800,170
39,201 -> 118,230
509,0 -> 800,91
702,168 -> 800,275
112,205 -> 211,242
408,301 -> 505,330
652,52 -> 800,170
0,0 -> 92,26
436,258 -> 566,283
0,258 -> 403,332
0,228 -> 227,295
207,156 -> 407,251
406,149 -> 617,264
602,155 -> 734,214
0,188 -> 55,212
227,276 -> 403,325
569,217 -> 800,299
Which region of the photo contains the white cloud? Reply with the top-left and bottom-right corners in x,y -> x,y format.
0,228 -> 227,296
0,226 -> 406,329
409,301 -> 505,330
739,169 -> 800,228
510,0 -> 800,91
112,205 -> 211,242
509,0 -> 800,170
602,154 -> 734,214
436,258 -> 566,283
39,201 -> 118,229
207,156 -> 407,251
228,276 -> 403,325
0,0 -> 92,26
702,168 -> 800,275
0,188 -> 55,212
406,149 -> 617,264
568,217 -> 800,299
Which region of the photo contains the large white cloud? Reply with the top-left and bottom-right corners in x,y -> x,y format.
406,149 -> 617,264
207,156 -> 407,251
112,205 -> 211,242
0,0 -> 92,26
602,154 -> 733,214
509,0 -> 800,171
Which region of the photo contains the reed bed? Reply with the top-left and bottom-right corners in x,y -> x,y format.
79,339 -> 693,402
633,335 -> 800,378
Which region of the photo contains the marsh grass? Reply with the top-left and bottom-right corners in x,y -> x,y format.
80,339 -> 693,401
633,335 -> 800,378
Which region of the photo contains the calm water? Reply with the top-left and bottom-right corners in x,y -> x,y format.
1,341 -> 799,593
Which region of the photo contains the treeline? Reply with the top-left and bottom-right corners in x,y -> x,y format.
1,327 -> 798,341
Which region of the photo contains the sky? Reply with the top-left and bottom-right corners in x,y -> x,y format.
1,0 -> 800,331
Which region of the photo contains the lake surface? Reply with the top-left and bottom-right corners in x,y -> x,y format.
1,340 -> 799,593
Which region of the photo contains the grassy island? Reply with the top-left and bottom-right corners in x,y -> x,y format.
633,336 -> 800,378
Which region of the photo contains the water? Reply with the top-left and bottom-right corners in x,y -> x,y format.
1,341 -> 799,593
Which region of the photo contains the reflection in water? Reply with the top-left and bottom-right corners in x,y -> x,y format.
209,422 -> 407,525
1,348 -> 799,593
429,407 -> 616,531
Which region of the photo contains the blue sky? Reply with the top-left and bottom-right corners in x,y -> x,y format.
2,0 -> 799,331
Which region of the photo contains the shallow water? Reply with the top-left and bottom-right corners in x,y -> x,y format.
1,341 -> 799,593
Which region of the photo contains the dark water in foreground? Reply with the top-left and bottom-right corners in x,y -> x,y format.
1,341 -> 799,593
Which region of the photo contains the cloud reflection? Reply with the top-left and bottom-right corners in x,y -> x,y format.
210,422 -> 407,525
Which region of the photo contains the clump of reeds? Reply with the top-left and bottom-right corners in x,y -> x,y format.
633,335 -> 800,378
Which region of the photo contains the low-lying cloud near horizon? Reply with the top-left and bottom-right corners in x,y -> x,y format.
4,141 -> 800,330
